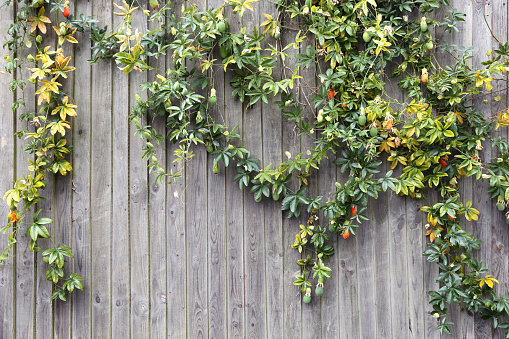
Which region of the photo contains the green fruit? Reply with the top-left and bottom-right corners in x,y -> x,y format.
212,160 -> 219,174
369,126 -> 377,137
315,286 -> 324,297
363,31 -> 371,43
182,88 -> 188,95
498,203 -> 505,211
220,45 -> 228,58
421,22 -> 428,32
358,115 -> 366,126
206,145 -> 214,153
317,113 -> 323,123
329,223 -> 336,232
303,294 -> 311,304
150,0 -> 158,9
435,237 -> 442,245
274,32 -> 281,39
209,96 -> 217,105
34,0 -> 44,8
218,21 -> 226,33
272,191 -> 280,201
426,41 -> 433,50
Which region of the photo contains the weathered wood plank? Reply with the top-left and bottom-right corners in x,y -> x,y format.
185,1 -> 208,336
90,1 -> 112,336
111,7 -> 131,338
319,156 -> 339,339
166,2 -> 187,337
71,1 -> 93,338
299,29 -> 321,339
53,8 -> 72,337
207,2 -> 228,338
0,3 -> 15,338
223,4 -> 246,338
130,6 -> 150,337
489,1 -> 508,338
259,2 -> 284,338
166,153 -> 187,338
281,14 -> 302,339
242,5 -> 268,339
15,18 -> 36,339
147,13 -> 168,339
472,0 -> 495,337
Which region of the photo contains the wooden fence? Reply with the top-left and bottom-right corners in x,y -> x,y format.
0,0 -> 508,338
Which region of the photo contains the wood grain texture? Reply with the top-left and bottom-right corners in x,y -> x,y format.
0,3 -> 15,338
90,1 -> 112,337
71,1 -> 93,338
281,13 -> 302,339
472,0 -> 495,337
0,1 -> 508,338
242,4 -> 268,339
223,4 -> 246,338
111,7 -> 131,338
207,1 -> 228,337
259,2 -> 284,338
147,16 -> 168,339
15,22 -> 36,339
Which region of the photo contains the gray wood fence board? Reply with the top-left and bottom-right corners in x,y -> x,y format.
111,10 -> 131,338
71,1 -> 93,337
53,11 -> 72,337
147,23 -> 168,339
259,2 -> 284,337
473,0 -> 495,337
490,1 -> 509,337
223,5 -> 246,338
166,153 -> 187,339
242,5 -> 268,339
281,17 -> 302,339
0,3 -> 15,338
165,2 -> 187,337
129,7 -> 150,338
319,156 -> 339,339
90,1 -> 112,337
207,2 -> 228,338
15,31 -> 36,339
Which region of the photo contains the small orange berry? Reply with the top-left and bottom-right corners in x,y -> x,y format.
342,230 -> 350,239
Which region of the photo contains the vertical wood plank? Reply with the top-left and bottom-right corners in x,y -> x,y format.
90,0 -> 112,336
15,17 -> 36,339
472,0 -> 494,337
449,1 -> 476,336
356,195 -> 376,339
147,15 -> 168,339
319,157 -> 339,339
111,7 -> 131,338
166,3 -> 187,337
184,1 -> 208,337
0,2 -> 15,337
130,6 -> 150,337
300,31 -> 321,339
223,4 -> 246,338
406,194 -> 425,339
53,8 -> 72,337
207,2 -> 227,338
259,2 -> 284,338
489,1 -> 508,338
386,69 -> 409,338
242,4 -> 267,338
337,173 -> 359,339
166,152 -> 187,338
281,14 -> 302,339
71,0 -> 93,337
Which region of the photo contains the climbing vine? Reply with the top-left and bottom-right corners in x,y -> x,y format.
3,0 -> 509,335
